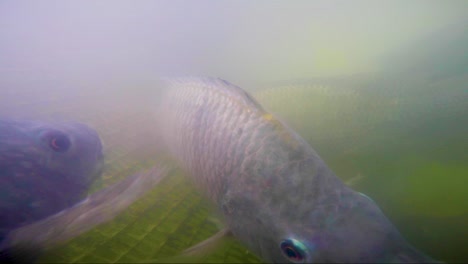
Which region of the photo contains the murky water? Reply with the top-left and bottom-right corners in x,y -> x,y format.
0,1 -> 466,263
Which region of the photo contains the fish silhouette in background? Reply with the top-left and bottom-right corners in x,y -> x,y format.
0,119 -> 104,240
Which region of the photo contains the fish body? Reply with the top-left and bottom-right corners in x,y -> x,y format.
253,77 -> 467,220
0,119 -> 103,240
253,76 -> 466,158
0,166 -> 168,254
158,78 -> 439,263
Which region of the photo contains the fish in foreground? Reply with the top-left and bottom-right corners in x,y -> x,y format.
0,119 -> 104,241
157,77 -> 441,263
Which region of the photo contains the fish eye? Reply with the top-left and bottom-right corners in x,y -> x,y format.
280,238 -> 308,263
46,131 -> 71,152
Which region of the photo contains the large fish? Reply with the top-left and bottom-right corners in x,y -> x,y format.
157,77 -> 440,263
0,119 -> 104,240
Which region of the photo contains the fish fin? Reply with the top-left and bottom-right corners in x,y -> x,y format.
137,255 -> 205,264
0,165 -> 171,251
345,172 -> 365,186
206,214 -> 224,230
139,228 -> 232,263
182,228 -> 232,256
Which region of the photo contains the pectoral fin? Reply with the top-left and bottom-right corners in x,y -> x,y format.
182,228 -> 232,256
138,227 -> 232,263
345,172 -> 365,186
0,165 -> 171,253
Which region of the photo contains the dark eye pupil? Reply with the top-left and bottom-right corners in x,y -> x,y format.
285,246 -> 298,259
49,133 -> 71,152
280,239 -> 305,262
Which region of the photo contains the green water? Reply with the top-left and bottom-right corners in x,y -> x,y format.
253,79 -> 467,263
0,2 -> 465,263
40,170 -> 261,263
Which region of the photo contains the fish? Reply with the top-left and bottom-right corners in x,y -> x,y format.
0,119 -> 104,240
156,77 -> 440,263
0,165 -> 169,262
0,119 -> 103,262
252,75 -> 466,158
252,76 -> 467,219
0,120 -> 170,263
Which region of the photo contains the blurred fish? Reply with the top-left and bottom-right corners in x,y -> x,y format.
0,119 -> 103,262
157,77 -> 440,263
253,75 -> 467,221
0,119 -> 104,240
0,165 -> 169,258
252,75 -> 466,158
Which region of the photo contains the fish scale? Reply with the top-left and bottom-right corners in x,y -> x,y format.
159,78 -> 333,247
160,78 -> 312,204
158,77 -> 440,263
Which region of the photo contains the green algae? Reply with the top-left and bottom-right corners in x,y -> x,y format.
39,170 -> 262,263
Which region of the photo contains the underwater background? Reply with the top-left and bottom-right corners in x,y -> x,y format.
0,1 -> 466,263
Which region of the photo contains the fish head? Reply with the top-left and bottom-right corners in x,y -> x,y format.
286,190 -> 439,263
31,121 -> 105,188
222,164 -> 439,263
0,120 -> 104,233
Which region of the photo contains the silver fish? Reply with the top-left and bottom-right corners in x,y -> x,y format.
157,77 -> 440,263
